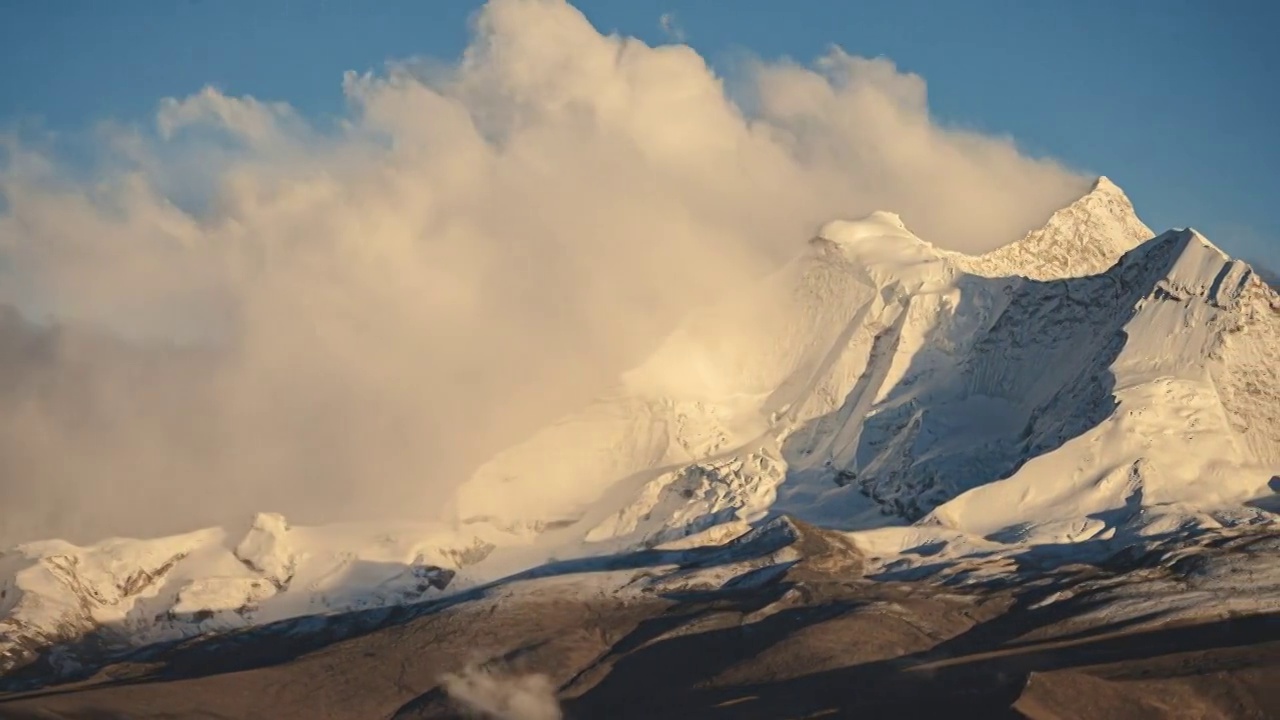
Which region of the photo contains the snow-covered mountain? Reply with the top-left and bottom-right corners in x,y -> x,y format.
3,177 -> 1278,681
0,513 -> 498,677
455,176 -> 1278,546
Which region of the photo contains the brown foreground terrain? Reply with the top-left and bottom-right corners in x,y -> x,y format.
1,521 -> 1277,719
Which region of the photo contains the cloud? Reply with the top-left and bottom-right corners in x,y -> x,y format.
1253,261 -> 1279,289
658,12 -> 686,42
441,666 -> 562,720
156,86 -> 300,146
0,0 -> 1089,545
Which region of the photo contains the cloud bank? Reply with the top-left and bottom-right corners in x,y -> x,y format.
0,0 -> 1088,545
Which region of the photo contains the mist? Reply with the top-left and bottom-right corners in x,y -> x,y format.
1251,261 -> 1279,290
0,0 -> 1088,546
441,666 -> 562,720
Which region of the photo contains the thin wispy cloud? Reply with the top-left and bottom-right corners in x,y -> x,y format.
0,0 -> 1087,545
658,11 -> 686,42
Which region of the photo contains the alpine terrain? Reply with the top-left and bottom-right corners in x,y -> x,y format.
2,177 -> 1278,719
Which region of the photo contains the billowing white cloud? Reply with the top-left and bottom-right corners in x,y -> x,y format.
156,86 -> 299,145
0,0 -> 1088,545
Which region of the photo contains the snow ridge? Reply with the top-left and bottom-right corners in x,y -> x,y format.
0,515 -> 486,677
953,175 -> 1155,280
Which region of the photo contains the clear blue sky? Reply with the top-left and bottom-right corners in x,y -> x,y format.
2,0 -> 1276,265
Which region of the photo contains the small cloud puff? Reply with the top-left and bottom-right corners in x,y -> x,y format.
441,666 -> 562,720
659,11 -> 686,42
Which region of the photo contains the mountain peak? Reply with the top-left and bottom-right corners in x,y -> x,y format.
815,211 -> 917,246
955,175 -> 1154,280
1091,175 -> 1124,195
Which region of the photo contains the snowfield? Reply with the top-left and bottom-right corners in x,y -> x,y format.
2,176 -> 1278,680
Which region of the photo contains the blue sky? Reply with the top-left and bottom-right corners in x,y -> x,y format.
1,0 -> 1276,264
